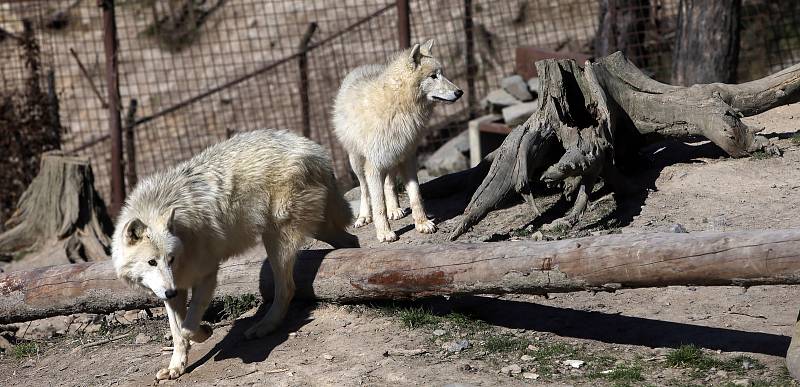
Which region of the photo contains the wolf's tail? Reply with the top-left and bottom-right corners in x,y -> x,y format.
317,173 -> 360,248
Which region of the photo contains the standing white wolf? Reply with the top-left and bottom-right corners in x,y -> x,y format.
333,39 -> 463,242
111,129 -> 358,380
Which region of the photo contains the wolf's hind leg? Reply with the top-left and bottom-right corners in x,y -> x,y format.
245,229 -> 304,339
384,172 -> 408,220
157,290 -> 189,380
401,155 -> 437,234
180,272 -> 217,343
349,153 -> 372,227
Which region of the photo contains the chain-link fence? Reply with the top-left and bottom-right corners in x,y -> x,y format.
1,0 -> 799,217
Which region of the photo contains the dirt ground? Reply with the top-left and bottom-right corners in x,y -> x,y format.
1,103 -> 800,386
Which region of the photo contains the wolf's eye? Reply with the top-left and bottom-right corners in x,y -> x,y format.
148,259 -> 157,266
430,73 -> 438,79
167,255 -> 175,265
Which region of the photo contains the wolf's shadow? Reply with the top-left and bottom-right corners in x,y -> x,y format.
187,250 -> 330,371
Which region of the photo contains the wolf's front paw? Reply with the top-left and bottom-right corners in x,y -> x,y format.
156,366 -> 184,380
181,324 -> 212,343
387,207 -> 408,220
415,219 -> 437,234
353,216 -> 372,228
376,230 -> 398,243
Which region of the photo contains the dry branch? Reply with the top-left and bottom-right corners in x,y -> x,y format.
2,228 -> 800,324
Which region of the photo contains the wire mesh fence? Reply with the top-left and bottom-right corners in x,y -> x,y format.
1,0 -> 799,217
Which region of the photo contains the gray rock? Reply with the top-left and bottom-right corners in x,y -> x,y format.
433,329 -> 447,336
443,339 -> 471,353
501,75 -> 533,102
527,77 -> 540,95
423,129 -> 470,177
501,364 -> 522,374
133,333 -> 151,344
502,102 -> 538,126
732,379 -> 750,386
484,89 -> 520,109
0,335 -> 12,351
669,223 -> 688,233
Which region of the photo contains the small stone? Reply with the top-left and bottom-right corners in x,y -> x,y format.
669,223 -> 688,233
484,89 -> 520,109
321,353 -> 334,360
716,370 -> 728,378
501,364 -> 522,374
563,359 -> 585,368
0,335 -> 11,351
732,379 -> 751,386
600,369 -> 614,374
522,372 -> 539,379
502,102 -> 538,126
433,329 -> 447,336
133,333 -> 151,344
527,77 -> 540,95
122,310 -> 140,323
527,344 -> 538,351
520,354 -> 533,361
163,332 -> 172,341
501,75 -> 534,102
443,339 -> 471,353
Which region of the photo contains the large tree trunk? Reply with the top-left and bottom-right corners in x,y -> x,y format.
447,52 -> 798,241
1,228 -> 800,323
594,0 -> 650,67
0,152 -> 113,266
672,0 -> 741,85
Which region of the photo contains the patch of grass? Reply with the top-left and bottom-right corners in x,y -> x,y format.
750,150 -> 774,160
11,342 -> 38,359
220,294 -> 260,321
666,345 -> 719,370
443,312 -> 489,333
590,364 -> 645,387
791,132 -> 800,145
529,342 -> 578,360
484,334 -> 529,353
395,306 -> 439,329
666,345 -> 766,377
718,354 -> 764,374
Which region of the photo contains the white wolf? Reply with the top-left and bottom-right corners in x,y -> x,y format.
333,39 -> 463,242
111,129 -> 358,380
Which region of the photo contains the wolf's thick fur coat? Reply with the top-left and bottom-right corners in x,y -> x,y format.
333,39 -> 462,242
111,129 -> 357,380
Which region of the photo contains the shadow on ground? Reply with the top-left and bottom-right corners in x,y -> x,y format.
376,295 -> 790,357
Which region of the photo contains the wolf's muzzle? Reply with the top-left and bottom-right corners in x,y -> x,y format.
164,289 -> 178,299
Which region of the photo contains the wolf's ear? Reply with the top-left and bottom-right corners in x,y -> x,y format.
420,39 -> 435,56
166,207 -> 178,233
409,43 -> 423,67
123,218 -> 147,245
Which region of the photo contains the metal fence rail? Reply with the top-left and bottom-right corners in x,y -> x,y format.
1,0 -> 799,217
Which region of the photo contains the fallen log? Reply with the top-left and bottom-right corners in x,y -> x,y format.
2,228 -> 800,324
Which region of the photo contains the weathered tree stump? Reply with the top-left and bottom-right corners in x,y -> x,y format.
0,151 -> 113,266
448,52 -> 799,240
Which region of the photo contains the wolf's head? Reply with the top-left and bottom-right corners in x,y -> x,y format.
407,39 -> 463,104
111,207 -> 183,300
